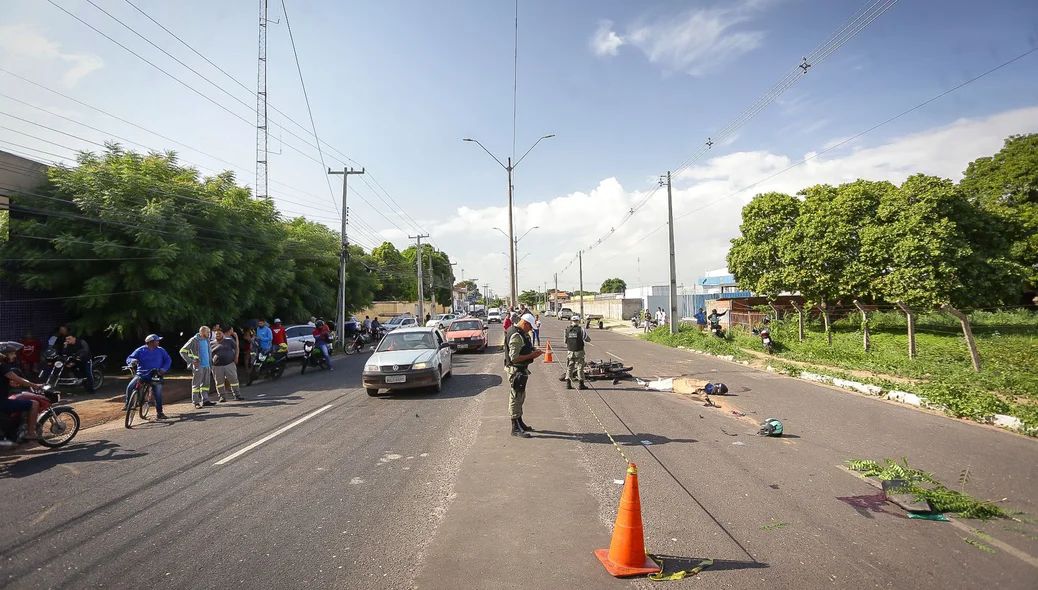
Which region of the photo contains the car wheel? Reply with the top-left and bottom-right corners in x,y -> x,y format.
433,367 -> 443,394
366,388 -> 379,397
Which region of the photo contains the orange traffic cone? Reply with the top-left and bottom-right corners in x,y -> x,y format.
595,462 -> 661,577
543,341 -> 553,364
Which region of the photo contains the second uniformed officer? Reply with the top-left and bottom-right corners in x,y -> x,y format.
564,314 -> 591,390
504,312 -> 544,438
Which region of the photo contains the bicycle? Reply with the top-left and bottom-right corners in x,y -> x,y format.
123,366 -> 162,429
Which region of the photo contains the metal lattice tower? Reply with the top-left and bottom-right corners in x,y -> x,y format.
255,0 -> 269,199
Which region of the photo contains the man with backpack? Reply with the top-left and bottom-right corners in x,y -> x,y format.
503,313 -> 543,438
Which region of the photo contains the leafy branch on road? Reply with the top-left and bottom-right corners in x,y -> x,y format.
846,458 -> 1018,520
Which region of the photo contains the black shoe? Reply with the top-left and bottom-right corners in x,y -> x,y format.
518,417 -> 534,432
510,419 -> 531,438
202,400 -> 217,407
558,375 -> 567,382
119,405 -> 129,411
578,382 -> 588,390
156,413 -> 169,420
566,381 -> 574,390
194,403 -> 203,409
234,395 -> 245,401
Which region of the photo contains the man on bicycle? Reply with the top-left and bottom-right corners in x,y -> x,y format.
123,334 -> 172,420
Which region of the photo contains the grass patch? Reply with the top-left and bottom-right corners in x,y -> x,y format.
643,325 -> 751,360
733,310 -> 1038,431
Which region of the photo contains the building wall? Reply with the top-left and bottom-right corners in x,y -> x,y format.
569,298 -> 642,320
353,301 -> 451,321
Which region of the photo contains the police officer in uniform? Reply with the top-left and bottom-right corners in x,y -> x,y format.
564,314 -> 591,390
504,312 -> 543,438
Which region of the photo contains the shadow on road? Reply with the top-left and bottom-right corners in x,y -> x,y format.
0,439 -> 146,479
837,494 -> 909,519
174,412 -> 251,422
652,555 -> 770,573
380,373 -> 503,400
532,429 -> 697,446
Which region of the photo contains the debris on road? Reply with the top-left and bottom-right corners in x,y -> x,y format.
732,441 -> 747,446
758,418 -> 784,437
760,519 -> 788,531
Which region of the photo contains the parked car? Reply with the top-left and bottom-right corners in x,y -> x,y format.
444,318 -> 488,352
426,313 -> 458,331
284,324 -> 318,358
487,309 -> 502,323
558,307 -> 574,320
544,309 -> 556,317
383,316 -> 419,333
362,327 -> 454,396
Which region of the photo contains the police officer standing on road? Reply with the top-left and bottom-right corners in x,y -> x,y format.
504,312 -> 543,438
564,314 -> 591,390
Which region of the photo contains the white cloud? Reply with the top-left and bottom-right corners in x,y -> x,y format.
0,24 -> 103,86
590,21 -> 625,57
400,107 -> 1038,294
591,1 -> 769,75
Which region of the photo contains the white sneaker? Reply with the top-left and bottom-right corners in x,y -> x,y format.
0,439 -> 15,448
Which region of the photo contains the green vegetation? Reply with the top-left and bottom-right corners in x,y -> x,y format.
643,325 -> 752,360
732,311 -> 1038,429
845,458 -> 1016,520
599,278 -> 627,294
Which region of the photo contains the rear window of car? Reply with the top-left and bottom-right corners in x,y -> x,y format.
449,320 -> 482,331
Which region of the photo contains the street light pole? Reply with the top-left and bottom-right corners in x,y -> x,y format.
464,135 -> 554,309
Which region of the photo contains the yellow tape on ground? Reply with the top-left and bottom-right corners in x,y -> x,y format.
647,556 -> 713,581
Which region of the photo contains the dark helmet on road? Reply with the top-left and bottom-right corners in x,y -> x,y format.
704,382 -> 728,395
759,418 -> 784,437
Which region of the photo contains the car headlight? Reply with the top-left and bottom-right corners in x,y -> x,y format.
364,364 -> 379,372
412,361 -> 430,370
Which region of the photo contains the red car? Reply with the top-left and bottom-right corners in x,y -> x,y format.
444,319 -> 488,353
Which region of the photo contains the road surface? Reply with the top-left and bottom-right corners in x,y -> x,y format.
1,319 -> 1035,589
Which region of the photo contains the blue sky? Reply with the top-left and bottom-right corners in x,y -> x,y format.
1,0 -> 1037,296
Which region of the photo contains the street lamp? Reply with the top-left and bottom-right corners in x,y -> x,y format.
464,134 -> 555,308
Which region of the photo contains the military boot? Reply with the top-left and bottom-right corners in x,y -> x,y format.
566,380 -> 574,390
517,416 -> 534,432
511,419 -> 531,438
578,381 -> 588,390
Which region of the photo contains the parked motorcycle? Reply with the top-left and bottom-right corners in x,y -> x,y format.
709,321 -> 726,338
247,344 -> 288,386
39,347 -> 106,392
343,330 -> 374,355
300,340 -> 329,374
1,385 -> 81,449
752,319 -> 774,353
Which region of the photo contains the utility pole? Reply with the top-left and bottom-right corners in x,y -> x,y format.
427,249 -> 435,315
554,272 -> 558,312
411,234 -> 430,320
255,0 -> 269,199
664,171 -> 678,334
578,250 -> 584,321
506,157 -> 517,309
328,167 -> 365,344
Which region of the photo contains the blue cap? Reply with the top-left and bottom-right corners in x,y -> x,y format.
145,334 -> 162,343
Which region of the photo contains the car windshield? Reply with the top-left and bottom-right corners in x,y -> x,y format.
376,331 -> 437,352
449,320 -> 482,332
386,317 -> 403,325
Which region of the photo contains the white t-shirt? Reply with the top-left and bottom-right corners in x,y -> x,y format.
535,320 -> 541,330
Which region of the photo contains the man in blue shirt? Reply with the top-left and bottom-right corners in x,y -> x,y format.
255,319 -> 273,353
694,308 -> 707,330
180,327 -> 216,409
124,334 -> 172,420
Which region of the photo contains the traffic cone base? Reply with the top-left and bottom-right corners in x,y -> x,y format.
594,549 -> 660,577
595,463 -> 661,578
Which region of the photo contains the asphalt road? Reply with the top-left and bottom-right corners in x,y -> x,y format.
1,320 -> 1035,589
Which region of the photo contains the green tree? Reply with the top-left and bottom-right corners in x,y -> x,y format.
370,241 -> 414,300
727,191 -> 800,297
599,278 -> 627,293
862,174 -> 1020,308
960,133 -> 1038,288
518,289 -> 540,306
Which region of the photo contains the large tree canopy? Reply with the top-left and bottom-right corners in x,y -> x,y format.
599,278 -> 627,293
728,138 -> 1026,310
0,146 -> 443,337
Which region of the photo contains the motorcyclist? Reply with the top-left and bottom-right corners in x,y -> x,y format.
311,320 -> 333,370
0,341 -> 43,445
62,334 -> 96,393
708,308 -> 728,335
123,334 -> 172,419
271,318 -> 288,349
255,319 -> 273,353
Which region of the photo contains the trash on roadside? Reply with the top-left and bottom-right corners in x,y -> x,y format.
758,418 -> 783,437
640,440 -> 653,446
908,512 -> 950,521
732,441 -> 747,446
731,410 -> 746,417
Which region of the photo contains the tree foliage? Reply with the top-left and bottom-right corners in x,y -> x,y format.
401,244 -> 456,307
728,138 -> 1027,310
599,277 -> 627,293
518,289 -> 541,306
0,146 -> 435,338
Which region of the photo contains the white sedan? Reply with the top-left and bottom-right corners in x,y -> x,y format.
425,313 -> 458,331
362,327 -> 454,396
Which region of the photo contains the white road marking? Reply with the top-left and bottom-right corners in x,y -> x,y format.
214,404 -> 334,465
606,351 -> 625,361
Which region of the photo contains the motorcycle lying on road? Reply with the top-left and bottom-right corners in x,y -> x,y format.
300,340 -> 329,374
39,348 -> 107,392
247,344 -> 288,386
1,385 -> 81,449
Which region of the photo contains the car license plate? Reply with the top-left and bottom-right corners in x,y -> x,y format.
763,338 -> 771,344
385,375 -> 406,383
458,344 -> 468,349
